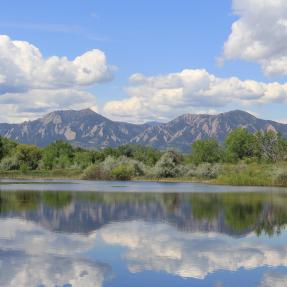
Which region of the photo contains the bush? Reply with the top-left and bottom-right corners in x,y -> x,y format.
195,163 -> 221,179
16,144 -> 42,170
0,137 -> 3,161
275,172 -> 287,186
183,164 -> 198,177
81,156 -> 146,180
107,156 -> 145,175
20,163 -> 28,173
111,165 -> 134,180
153,151 -> 182,178
81,164 -> 110,180
98,145 -> 161,166
0,156 -> 20,170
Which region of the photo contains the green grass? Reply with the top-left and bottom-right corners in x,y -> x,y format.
136,162 -> 287,187
1,162 -> 287,187
212,162 -> 287,186
0,169 -> 82,180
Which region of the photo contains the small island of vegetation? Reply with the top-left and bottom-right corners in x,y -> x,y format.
1,128 -> 287,186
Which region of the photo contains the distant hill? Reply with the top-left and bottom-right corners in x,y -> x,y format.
1,109 -> 286,152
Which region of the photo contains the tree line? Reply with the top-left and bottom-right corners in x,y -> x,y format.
0,138 -> 162,172
0,128 -> 287,181
190,128 -> 287,164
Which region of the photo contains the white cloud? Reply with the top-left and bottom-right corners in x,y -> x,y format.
100,220 -> 287,280
223,0 -> 287,76
259,272 -> 287,287
0,89 -> 99,123
1,217 -> 286,285
104,69 -> 287,122
0,218 -> 97,256
0,218 -> 111,287
0,252 -> 109,287
0,35 -> 114,122
0,35 -> 113,93
277,118 -> 287,124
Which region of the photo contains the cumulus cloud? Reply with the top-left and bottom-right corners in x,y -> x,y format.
104,69 -> 287,122
259,272 -> 287,287
0,35 -> 114,122
0,218 -> 97,255
0,35 -> 113,93
0,218 -> 111,287
223,0 -> 287,76
0,89 -> 99,122
0,252 -> 109,287
100,220 -> 287,280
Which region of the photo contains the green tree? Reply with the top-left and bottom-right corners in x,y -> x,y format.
0,137 -> 3,160
74,151 -> 94,169
1,137 -> 18,158
225,128 -> 256,161
42,141 -> 74,169
190,139 -> 222,164
16,144 -> 42,170
154,150 -> 182,178
255,131 -> 287,162
116,144 -> 162,166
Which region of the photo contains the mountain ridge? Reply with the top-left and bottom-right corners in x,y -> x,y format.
1,109 -> 286,152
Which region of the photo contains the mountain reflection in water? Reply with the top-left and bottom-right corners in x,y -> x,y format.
0,189 -> 287,287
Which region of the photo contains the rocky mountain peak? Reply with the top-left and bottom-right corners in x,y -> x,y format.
0,109 -> 286,152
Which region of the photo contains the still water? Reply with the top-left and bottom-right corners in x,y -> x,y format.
0,180 -> 287,286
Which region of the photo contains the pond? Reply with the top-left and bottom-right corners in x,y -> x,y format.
0,180 -> 287,286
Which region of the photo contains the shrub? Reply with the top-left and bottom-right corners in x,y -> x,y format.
20,163 -> 28,173
275,172 -> 287,186
0,137 -> 3,161
153,151 -> 182,178
81,156 -> 146,180
255,131 -> 287,163
81,164 -> 110,180
16,144 -> 42,170
0,156 -> 20,170
183,164 -> 198,177
111,164 -> 134,180
104,156 -> 145,176
195,163 -> 221,179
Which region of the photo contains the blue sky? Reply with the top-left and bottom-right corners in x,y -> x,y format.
1,0 -> 287,123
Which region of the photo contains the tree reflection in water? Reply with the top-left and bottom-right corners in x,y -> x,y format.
0,190 -> 286,236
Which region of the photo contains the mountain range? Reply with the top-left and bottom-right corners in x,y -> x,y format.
1,109 -> 286,152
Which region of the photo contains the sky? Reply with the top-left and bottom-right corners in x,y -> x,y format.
1,0 -> 287,123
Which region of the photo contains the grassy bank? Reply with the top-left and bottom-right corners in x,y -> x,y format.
212,162 -> 287,187
0,169 -> 82,180
0,163 -> 287,188
134,162 -> 287,187
2,129 -> 287,187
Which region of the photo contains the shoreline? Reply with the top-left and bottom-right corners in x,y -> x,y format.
0,170 -> 82,180
1,171 -> 287,188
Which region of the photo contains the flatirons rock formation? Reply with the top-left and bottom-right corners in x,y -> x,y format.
1,109 -> 287,152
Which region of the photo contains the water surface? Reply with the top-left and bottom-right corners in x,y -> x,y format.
0,180 -> 286,286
